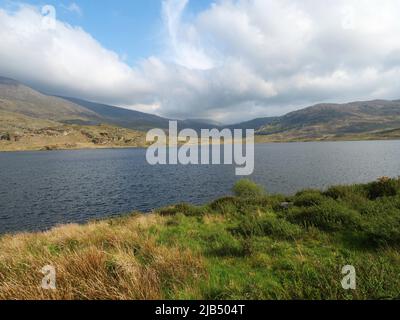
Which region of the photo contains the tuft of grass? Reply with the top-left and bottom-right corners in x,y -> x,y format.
0,216 -> 205,300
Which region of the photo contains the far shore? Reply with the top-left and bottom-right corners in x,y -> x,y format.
1,135 -> 400,153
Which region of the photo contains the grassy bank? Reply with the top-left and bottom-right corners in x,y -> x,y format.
1,178 -> 400,300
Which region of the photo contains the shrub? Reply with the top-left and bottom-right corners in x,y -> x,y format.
362,210 -> 400,246
287,199 -> 362,232
259,216 -> 303,240
266,194 -> 289,211
233,179 -> 265,198
293,190 -> 326,207
337,193 -> 370,212
366,177 -> 399,200
324,184 -> 367,200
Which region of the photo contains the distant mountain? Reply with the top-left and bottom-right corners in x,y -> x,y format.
0,76 -> 221,132
0,77 -> 149,151
184,118 -> 223,127
233,100 -> 400,141
0,76 -> 97,123
62,97 -> 223,131
2,75 -> 400,143
60,96 -> 171,131
228,117 -> 278,130
178,119 -> 224,131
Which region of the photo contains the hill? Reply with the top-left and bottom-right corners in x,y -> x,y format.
0,77 -> 149,151
62,97 -> 222,131
239,100 -> 400,141
2,75 -> 400,150
0,109 -> 147,152
0,77 -> 98,123
0,76 -> 222,133
0,76 -> 175,130
228,117 -> 278,130
60,97 -> 171,131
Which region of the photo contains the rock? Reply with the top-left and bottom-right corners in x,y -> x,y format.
280,202 -> 292,209
42,145 -> 58,151
0,133 -> 11,141
81,130 -> 94,139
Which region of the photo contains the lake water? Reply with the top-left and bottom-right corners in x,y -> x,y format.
1,141 -> 400,234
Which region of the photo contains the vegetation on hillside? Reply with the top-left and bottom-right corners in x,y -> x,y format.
0,110 -> 147,151
1,178 -> 400,300
256,100 -> 400,141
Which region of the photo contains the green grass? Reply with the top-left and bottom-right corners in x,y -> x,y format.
153,177 -> 400,299
1,177 -> 400,300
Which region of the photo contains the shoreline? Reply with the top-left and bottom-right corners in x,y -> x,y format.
1,136 -> 400,153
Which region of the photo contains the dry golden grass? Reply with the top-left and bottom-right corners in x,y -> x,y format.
0,214 -> 205,300
0,111 -> 148,152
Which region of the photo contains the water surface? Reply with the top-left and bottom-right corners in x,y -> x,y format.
1,140 -> 399,234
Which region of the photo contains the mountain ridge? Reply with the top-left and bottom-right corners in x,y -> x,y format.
1,75 -> 400,148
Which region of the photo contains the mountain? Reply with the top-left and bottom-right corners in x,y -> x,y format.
228,117 -> 278,130
234,100 -> 400,141
2,75 -> 400,147
0,76 -> 220,132
0,76 -> 98,123
0,77 -> 148,151
0,76 -> 179,131
178,119 -> 223,131
60,97 -> 171,130
183,118 -> 223,127
62,97 -> 222,131
0,76 -> 224,151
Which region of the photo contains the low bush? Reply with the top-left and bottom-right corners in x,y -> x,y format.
287,199 -> 362,232
362,210 -> 400,246
366,177 -> 400,199
259,216 -> 303,240
324,184 -> 367,200
233,179 -> 265,198
293,190 -> 326,207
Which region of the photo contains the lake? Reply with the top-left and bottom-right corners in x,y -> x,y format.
1,140 -> 400,234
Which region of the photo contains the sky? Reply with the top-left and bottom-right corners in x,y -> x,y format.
1,0 -> 400,123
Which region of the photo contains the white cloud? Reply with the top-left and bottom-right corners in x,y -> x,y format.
61,2 -> 82,16
1,1 -> 400,123
161,0 -> 214,70
0,5 -> 151,104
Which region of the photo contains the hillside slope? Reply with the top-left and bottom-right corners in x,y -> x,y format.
0,77 -> 99,123
0,109 -> 146,151
234,100 -> 400,141
61,97 -> 171,131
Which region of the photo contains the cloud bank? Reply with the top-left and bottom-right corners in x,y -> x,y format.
1,0 -> 400,123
